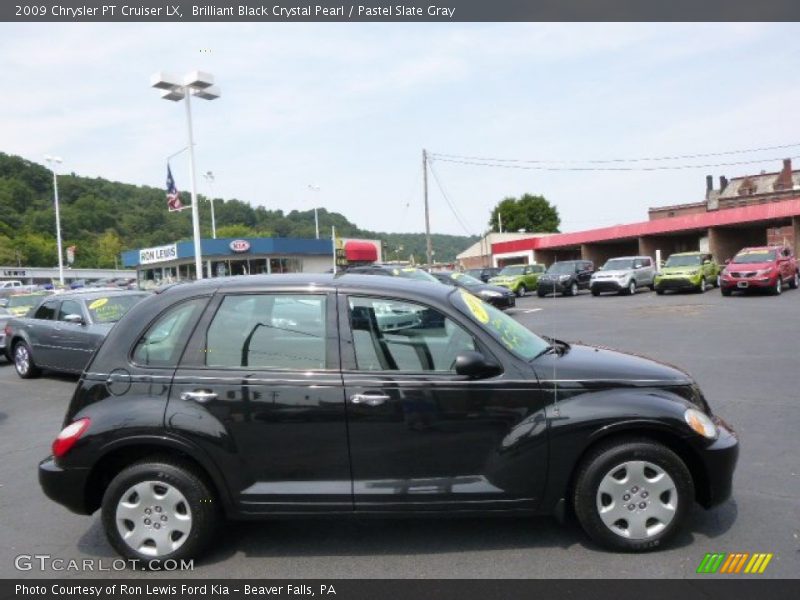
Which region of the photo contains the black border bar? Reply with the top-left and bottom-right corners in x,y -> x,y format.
4,0 -> 800,22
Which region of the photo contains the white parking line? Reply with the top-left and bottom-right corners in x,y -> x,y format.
523,308 -> 542,313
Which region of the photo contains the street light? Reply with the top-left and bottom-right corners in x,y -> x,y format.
151,70 -> 221,280
307,184 -> 320,239
44,155 -> 65,286
203,171 -> 217,239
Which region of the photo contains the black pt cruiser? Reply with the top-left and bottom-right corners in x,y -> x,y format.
39,274 -> 738,562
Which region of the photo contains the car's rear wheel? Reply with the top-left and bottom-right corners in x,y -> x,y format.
789,272 -> 799,290
714,275 -> 720,288
591,288 -> 600,297
573,439 -> 693,552
102,459 -> 219,565
13,341 -> 40,379
516,284 -> 526,297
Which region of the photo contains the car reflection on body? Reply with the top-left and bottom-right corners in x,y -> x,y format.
430,270 -> 516,309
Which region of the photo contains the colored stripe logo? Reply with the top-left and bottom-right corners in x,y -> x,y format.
697,552 -> 773,574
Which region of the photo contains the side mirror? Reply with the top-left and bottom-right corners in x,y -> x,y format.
454,351 -> 502,379
63,314 -> 84,325
703,260 -> 711,265
725,259 -> 731,265
597,266 -> 604,271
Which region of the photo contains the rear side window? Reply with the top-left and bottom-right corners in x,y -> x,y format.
58,300 -> 83,321
33,300 -> 57,320
132,298 -> 207,367
205,294 -> 327,370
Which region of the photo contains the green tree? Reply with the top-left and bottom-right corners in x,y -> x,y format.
489,194 -> 560,234
95,229 -> 124,268
215,224 -> 259,238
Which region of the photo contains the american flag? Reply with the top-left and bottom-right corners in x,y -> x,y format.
166,164 -> 184,211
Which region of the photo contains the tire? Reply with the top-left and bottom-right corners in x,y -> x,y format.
649,284 -> 656,291
101,458 -> 219,565
721,287 -> 732,297
516,284 -> 526,297
573,438 -> 694,552
565,281 -> 578,297
789,272 -> 799,290
714,275 -> 720,288
655,289 -> 665,295
697,278 -> 707,293
773,276 -> 782,296
626,280 -> 636,296
591,288 -> 600,297
537,290 -> 546,298
13,341 -> 40,379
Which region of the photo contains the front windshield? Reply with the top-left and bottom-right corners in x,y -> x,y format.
392,267 -> 438,283
87,294 -> 147,323
451,272 -> 483,286
603,259 -> 635,271
664,254 -> 702,267
499,265 -> 524,276
547,262 -> 576,274
452,289 -> 549,360
732,250 -> 776,264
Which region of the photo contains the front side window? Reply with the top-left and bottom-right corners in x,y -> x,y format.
348,296 -> 476,372
58,300 -> 83,321
206,294 -> 327,370
132,298 -> 207,367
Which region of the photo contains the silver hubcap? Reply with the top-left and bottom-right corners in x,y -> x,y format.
571,283 -> 578,295
596,460 -> 677,540
116,481 -> 192,557
776,279 -> 782,293
700,279 -> 706,292
629,282 -> 636,294
15,345 -> 29,374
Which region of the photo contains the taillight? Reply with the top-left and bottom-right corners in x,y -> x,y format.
52,418 -> 90,458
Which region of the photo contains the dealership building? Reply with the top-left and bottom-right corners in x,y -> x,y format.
121,236 -> 382,285
481,160 -> 800,268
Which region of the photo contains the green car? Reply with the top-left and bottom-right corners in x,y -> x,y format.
488,264 -> 545,297
654,251 -> 721,295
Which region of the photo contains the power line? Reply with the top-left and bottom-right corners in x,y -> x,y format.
429,154 -> 800,172
427,158 -> 475,237
429,141 -> 800,166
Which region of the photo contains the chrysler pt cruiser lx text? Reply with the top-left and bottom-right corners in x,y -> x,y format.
39,274 -> 738,562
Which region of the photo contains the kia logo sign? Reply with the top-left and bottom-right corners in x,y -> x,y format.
229,240 -> 251,253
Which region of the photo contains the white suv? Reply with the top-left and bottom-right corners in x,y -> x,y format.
590,256 -> 655,296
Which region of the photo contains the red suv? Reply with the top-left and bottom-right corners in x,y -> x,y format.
720,245 -> 799,296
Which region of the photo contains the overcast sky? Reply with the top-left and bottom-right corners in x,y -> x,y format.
2,23 -> 800,236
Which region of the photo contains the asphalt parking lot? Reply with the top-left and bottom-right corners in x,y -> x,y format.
1,287 -> 798,579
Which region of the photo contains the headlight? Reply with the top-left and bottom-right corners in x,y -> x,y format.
756,268 -> 773,277
684,408 -> 717,439
481,290 -> 502,298
617,274 -> 628,280
558,274 -> 570,280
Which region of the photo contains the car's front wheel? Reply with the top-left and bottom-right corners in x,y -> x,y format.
773,276 -> 782,296
697,278 -> 707,293
101,459 -> 219,565
573,439 -> 694,552
516,284 -> 527,297
13,341 -> 40,379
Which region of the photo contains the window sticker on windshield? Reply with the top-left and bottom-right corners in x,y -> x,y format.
452,272 -> 463,279
401,268 -> 417,272
459,289 -> 489,324
88,298 -> 108,310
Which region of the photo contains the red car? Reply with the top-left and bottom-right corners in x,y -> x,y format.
720,245 -> 799,296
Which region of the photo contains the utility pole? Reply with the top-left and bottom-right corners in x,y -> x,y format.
423,149 -> 432,268
498,211 -> 503,233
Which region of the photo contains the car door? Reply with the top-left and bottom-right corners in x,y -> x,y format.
778,248 -> 791,282
53,298 -> 99,372
339,292 -> 549,512
578,262 -> 593,288
26,299 -> 60,367
168,290 -> 352,513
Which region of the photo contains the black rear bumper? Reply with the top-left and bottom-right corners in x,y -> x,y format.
39,456 -> 92,515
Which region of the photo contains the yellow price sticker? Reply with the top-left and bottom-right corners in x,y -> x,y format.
88,298 -> 108,310
460,290 -> 489,324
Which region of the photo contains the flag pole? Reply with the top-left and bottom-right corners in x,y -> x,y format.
332,226 -> 337,274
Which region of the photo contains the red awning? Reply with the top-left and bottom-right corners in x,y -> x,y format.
345,240 -> 378,262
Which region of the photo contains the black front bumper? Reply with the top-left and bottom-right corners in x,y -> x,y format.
39,456 -> 92,515
486,295 -> 515,309
695,418 -> 739,508
591,280 -> 624,293
655,278 -> 697,291
537,280 -> 570,294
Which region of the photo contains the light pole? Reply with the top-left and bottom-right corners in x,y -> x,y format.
44,155 -> 65,286
307,184 -> 320,239
203,171 -> 217,239
151,71 -> 221,279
